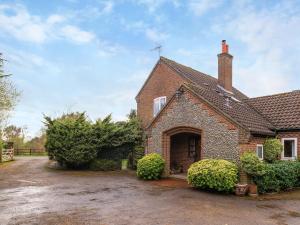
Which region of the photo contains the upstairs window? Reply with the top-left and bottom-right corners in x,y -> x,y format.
153,96 -> 166,117
256,144 -> 264,160
282,138 -> 297,160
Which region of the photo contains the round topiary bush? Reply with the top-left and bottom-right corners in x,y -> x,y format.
187,159 -> 238,192
137,153 -> 165,180
263,138 -> 283,163
240,151 -> 266,177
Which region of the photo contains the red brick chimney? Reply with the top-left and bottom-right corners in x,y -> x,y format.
218,40 -> 233,93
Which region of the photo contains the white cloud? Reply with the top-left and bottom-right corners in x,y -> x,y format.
121,18 -> 168,43
189,0 -> 223,16
135,0 -> 181,13
66,1 -> 115,21
96,40 -> 126,57
61,25 -> 95,44
0,43 -> 62,76
102,1 -> 114,14
145,28 -> 168,42
46,14 -> 65,25
0,4 -> 47,43
214,1 -> 300,96
0,3 -> 95,45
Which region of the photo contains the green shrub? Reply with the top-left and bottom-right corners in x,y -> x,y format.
92,112 -> 144,161
187,159 -> 238,192
240,151 -> 266,176
263,138 -> 283,163
44,110 -> 144,169
89,159 -> 120,171
137,153 -> 165,180
254,161 -> 300,193
44,113 -> 96,168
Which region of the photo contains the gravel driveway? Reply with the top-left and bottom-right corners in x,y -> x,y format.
0,156 -> 300,225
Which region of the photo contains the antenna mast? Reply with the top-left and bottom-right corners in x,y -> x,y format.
151,44 -> 162,58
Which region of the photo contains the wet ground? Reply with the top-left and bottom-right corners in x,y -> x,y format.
0,157 -> 300,225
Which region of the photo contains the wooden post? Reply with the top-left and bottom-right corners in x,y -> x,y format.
0,147 -> 2,163
30,148 -> 32,155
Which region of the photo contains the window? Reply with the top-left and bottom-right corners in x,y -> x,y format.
282,138 -> 297,160
153,96 -> 166,117
256,144 -> 263,160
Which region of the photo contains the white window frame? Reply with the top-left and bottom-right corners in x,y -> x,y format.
281,138 -> 297,160
153,96 -> 166,117
256,144 -> 264,160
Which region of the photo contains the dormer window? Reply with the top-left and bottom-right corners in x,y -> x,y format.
153,96 -> 166,117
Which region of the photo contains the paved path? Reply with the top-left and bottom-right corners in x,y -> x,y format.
0,157 -> 300,225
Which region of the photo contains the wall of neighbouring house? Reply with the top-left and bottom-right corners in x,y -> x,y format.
136,62 -> 186,129
147,88 -> 240,167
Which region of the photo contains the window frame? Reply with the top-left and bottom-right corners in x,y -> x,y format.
256,144 -> 264,160
153,96 -> 166,117
281,138 -> 298,160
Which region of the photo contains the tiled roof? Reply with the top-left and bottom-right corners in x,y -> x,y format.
246,91 -> 300,130
185,83 -> 275,135
160,57 -> 277,135
160,57 -> 249,100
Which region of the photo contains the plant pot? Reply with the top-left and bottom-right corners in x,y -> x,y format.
235,184 -> 248,196
248,184 -> 258,197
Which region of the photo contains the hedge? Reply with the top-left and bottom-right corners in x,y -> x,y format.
187,159 -> 238,192
44,110 -> 144,169
128,146 -> 144,169
254,161 -> 300,193
45,113 -> 96,168
89,159 -> 120,171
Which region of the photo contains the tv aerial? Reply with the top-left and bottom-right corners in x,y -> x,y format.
151,44 -> 162,58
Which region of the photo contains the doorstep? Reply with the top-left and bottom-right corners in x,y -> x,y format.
170,173 -> 187,180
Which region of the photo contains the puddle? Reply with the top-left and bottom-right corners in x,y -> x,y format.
256,204 -> 280,209
258,188 -> 300,201
288,211 -> 300,217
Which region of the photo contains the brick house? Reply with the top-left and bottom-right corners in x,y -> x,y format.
136,40 -> 300,175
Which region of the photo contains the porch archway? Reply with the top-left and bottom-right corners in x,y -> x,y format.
162,126 -> 202,175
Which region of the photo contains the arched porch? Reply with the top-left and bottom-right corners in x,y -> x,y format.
162,126 -> 202,175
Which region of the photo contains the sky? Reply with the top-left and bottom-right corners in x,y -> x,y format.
0,0 -> 300,138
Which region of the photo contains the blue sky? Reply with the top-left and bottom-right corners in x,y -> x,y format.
0,0 -> 300,138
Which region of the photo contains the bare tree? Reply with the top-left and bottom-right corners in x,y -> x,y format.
0,53 -> 20,128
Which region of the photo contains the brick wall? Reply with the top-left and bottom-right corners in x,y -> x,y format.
136,62 -> 185,128
170,133 -> 200,173
239,132 -> 300,159
239,136 -> 267,155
